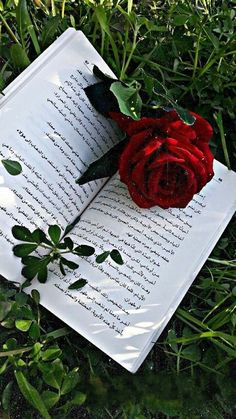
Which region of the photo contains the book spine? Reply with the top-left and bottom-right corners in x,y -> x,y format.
0,28 -> 77,108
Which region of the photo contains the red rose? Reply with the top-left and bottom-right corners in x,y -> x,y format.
110,110 -> 213,146
109,111 -> 214,209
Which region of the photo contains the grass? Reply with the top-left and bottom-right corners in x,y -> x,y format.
0,1 -> 235,418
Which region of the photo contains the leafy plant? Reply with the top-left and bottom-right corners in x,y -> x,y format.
12,224 -> 123,288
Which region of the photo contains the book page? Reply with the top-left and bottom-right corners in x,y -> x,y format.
25,161 -> 236,372
0,30 -> 120,281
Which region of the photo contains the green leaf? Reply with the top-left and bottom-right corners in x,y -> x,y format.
30,342 -> 43,361
37,265 -> 48,283
171,102 -> 196,125
0,301 -> 12,322
21,256 -> 51,281
110,81 -> 142,120
71,392 -> 86,406
110,249 -> 124,265
41,16 -> 61,47
21,279 -> 32,289
59,261 -> 66,276
21,265 -> 38,282
61,369 -> 79,395
21,306 -> 34,320
13,243 -> 38,257
41,348 -> 62,361
204,27 -> 219,50
73,245 -> 95,256
42,390 -> 59,410
96,251 -> 110,264
15,319 -> 32,332
1,159 -> 22,176
31,289 -> 40,305
153,82 -> 195,125
173,14 -> 189,26
64,237 -> 74,250
31,229 -> 48,244
167,329 -> 178,353
22,255 -> 41,265
84,81 -> 118,115
16,0 -> 41,54
12,226 -> 33,242
14,371 -> 51,419
68,279 -> 87,290
29,322 -> 40,340
76,139 -> 127,185
0,360 -> 9,375
2,381 -> 13,411
60,257 -> 79,270
40,359 -> 64,390
15,292 -> 28,306
48,225 -> 61,245
93,65 -> 115,83
10,44 -> 30,69
143,71 -> 155,97
3,338 -> 17,350
181,344 -> 201,362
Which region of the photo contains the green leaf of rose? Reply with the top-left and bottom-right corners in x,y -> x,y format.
110,81 -> 142,120
153,80 -> 195,125
93,65 -> 115,83
84,82 -> 118,115
2,159 -> 22,176
68,279 -> 87,290
170,102 -> 196,125
76,139 -> 127,185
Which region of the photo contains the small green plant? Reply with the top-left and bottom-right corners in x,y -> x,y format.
12,224 -> 124,289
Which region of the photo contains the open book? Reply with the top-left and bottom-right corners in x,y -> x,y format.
0,29 -> 236,373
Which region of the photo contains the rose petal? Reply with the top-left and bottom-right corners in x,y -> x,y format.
190,111 -> 213,144
119,129 -> 153,182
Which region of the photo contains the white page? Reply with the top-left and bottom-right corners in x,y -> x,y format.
0,30 -> 120,281
20,161 -> 236,372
